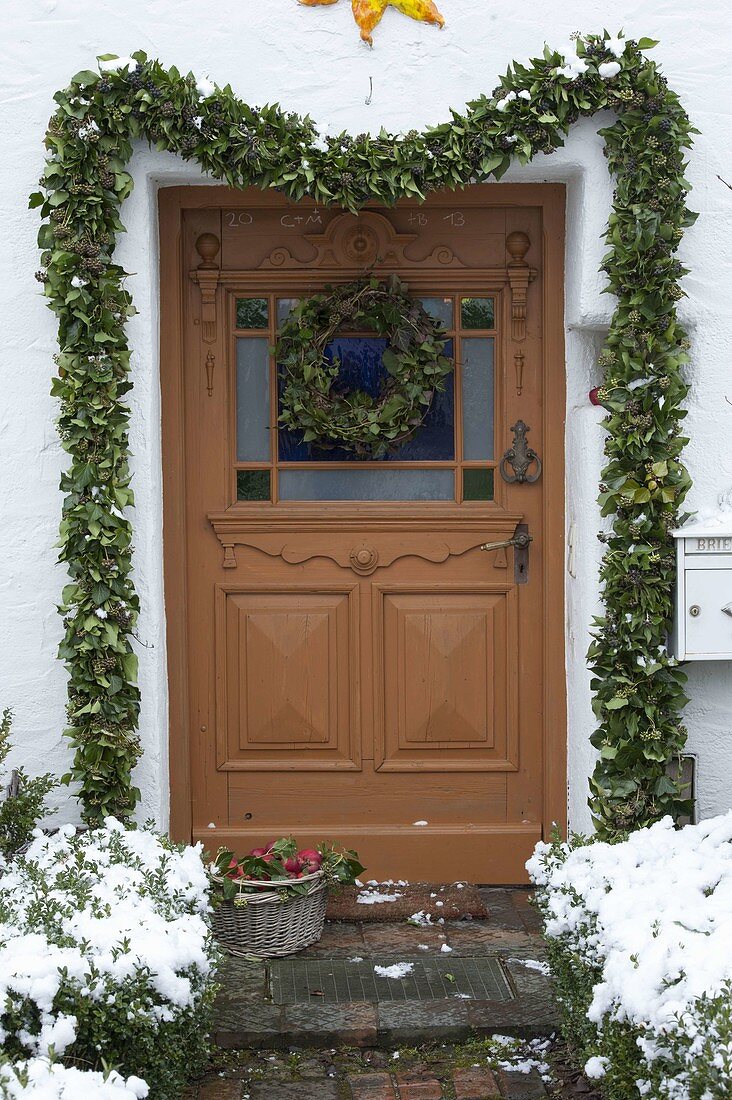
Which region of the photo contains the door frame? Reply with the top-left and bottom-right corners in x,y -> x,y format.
158,182 -> 567,859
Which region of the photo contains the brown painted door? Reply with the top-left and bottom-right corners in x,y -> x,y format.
164,184 -> 566,882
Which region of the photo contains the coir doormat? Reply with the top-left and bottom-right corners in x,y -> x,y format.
325,882 -> 488,922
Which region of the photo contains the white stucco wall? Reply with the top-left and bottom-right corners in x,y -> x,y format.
1,0 -> 730,835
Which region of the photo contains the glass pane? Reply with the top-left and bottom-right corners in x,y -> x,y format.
279,469 -> 454,501
277,298 -> 300,327
463,468 -> 494,501
236,298 -> 268,329
278,337 -> 454,462
461,338 -> 494,461
236,338 -> 270,462
461,297 -> 495,329
419,297 -> 453,328
237,470 -> 271,501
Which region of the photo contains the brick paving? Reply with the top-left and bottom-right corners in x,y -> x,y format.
186,1055 -> 550,1099
185,889 -> 560,1098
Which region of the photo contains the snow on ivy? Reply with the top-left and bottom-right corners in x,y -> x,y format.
528,814 -> 732,1097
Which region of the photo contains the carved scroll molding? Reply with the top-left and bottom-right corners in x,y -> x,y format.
208,512 -> 522,573
505,231 -> 537,342
259,211 -> 465,271
190,232 -> 221,343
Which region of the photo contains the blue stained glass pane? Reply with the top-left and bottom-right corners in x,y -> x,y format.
278,337 -> 454,462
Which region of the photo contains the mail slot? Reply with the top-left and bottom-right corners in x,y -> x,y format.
673,519 -> 732,660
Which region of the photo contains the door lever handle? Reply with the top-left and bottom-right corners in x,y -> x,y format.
481,532 -> 533,553
482,523 -> 532,584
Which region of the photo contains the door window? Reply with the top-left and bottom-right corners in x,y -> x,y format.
234,293 -> 496,503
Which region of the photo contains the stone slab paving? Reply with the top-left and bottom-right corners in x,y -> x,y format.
186,890 -> 563,1097
211,889 -> 558,1051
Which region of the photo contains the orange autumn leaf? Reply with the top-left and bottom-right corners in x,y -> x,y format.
299,0 -> 445,45
352,0 -> 388,44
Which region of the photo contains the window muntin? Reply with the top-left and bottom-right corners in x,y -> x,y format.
233,292 -> 497,504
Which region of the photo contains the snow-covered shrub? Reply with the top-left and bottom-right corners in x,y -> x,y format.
527,814 -> 732,1100
0,710 -> 55,859
0,1056 -> 149,1098
0,820 -> 216,1099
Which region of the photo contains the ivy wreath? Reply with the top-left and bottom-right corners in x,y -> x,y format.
277,276 -> 453,459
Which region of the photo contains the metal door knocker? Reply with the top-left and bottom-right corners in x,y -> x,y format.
499,420 -> 543,484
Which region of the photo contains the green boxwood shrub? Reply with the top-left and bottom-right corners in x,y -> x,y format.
0,710 -> 55,860
528,817 -> 732,1099
0,821 -> 217,1098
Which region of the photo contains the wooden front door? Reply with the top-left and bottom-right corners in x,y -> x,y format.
160,184 -> 566,882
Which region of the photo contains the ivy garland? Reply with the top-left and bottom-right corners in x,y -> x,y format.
32,31 -> 696,835
277,276 -> 453,458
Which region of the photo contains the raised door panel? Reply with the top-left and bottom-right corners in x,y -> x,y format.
215,585 -> 360,769
374,585 -> 518,772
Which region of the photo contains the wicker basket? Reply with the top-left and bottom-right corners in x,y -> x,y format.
210,871 -> 327,957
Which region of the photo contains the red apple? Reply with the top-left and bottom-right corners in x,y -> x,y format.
284,857 -> 303,875
297,849 -> 322,865
249,847 -> 267,858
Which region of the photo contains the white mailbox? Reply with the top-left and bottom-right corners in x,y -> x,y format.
673,517 -> 732,661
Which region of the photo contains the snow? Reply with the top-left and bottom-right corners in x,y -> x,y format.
528,814 -> 732,1031
374,963 -> 414,979
584,1056 -> 609,1079
0,820 -> 213,1090
97,56 -> 137,72
491,1036 -> 552,1079
508,958 -> 550,975
0,1059 -> 150,1098
412,821 -> 428,827
528,814 -> 732,1093
408,910 -> 443,927
356,890 -> 402,905
440,944 -> 453,954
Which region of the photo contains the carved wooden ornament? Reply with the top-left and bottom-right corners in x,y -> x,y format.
505,232 -> 537,343
191,233 -> 221,344
260,210 -> 462,272
299,0 -> 445,46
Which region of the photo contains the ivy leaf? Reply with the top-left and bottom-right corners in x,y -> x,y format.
606,697 -> 629,710
71,70 -> 100,87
